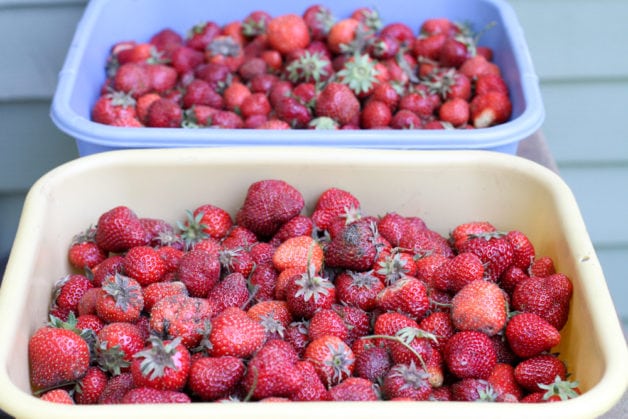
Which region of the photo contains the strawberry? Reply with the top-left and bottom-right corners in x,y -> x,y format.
249,242 -> 276,266
326,18 -> 361,55
414,252 -> 449,285
240,92 -> 272,118
242,339 -> 303,400
123,245 -> 167,286
438,97 -> 469,127
308,308 -> 349,343
398,228 -> 454,258
514,354 -> 567,393
354,344 -> 392,383
76,313 -> 106,335
382,362 -> 432,401
149,294 -> 213,350
418,311 -> 455,352
91,255 -> 125,287
450,279 -> 508,336
218,247 -> 255,277
511,273 -> 573,330
499,265 -> 529,296
335,270 -> 384,311
142,281 -> 188,312
236,179 -> 305,238
459,54 -> 501,79
95,321 -> 144,375
182,79 -> 223,109
140,217 -> 180,248
458,231 -> 514,281
249,263 -> 279,302
40,389 -> 74,404
186,21 -> 221,51
302,5 -> 335,41
529,256 -> 556,278
209,307 -> 266,358
329,377 -> 379,401
113,62 -> 152,98
53,274 -> 94,314
190,203 -> 233,240
247,300 -> 292,339
176,248 -> 221,298
187,355 -> 245,401
291,360 -> 330,401
95,273 -> 144,323
450,221 -> 497,250
74,366 -> 108,405
171,45 -> 204,74
377,276 -> 430,321
444,330 -> 498,379
469,91 -> 512,128
269,215 -> 313,246
222,80 -> 251,112
325,218 -> 378,271
68,227 -> 107,270
505,230 -> 536,270
505,312 -> 561,358
431,252 -> 484,293
413,33 -> 447,60
475,72 -> 509,96
131,336 -> 191,391
98,372 -> 134,404
314,82 -> 360,126
272,235 -> 324,273
337,53 -> 380,97
450,378 -> 495,402
487,363 -> 523,402
536,376 -> 581,402
284,267 -> 335,319
267,14 -> 310,55
147,63 -> 177,94
311,187 -> 361,232
285,50 -> 332,85
207,272 -> 251,313
95,206 -> 150,253
150,28 -> 183,57
361,99 -> 392,128
304,335 -> 355,388
29,320 -> 91,392
145,97 -> 183,127
204,35 -> 245,72
120,388 -> 191,404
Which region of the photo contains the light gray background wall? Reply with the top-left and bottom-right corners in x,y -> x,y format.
1,0 -> 626,322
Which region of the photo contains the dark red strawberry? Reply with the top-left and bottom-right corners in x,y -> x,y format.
186,21 -> 221,51
335,270 -> 384,311
74,366 -> 108,405
315,82 -> 360,126
113,62 -> 152,98
511,273 -> 573,330
382,362 -> 432,401
176,248 -> 221,298
304,335 -> 355,388
53,274 -> 94,314
95,321 -> 144,375
325,218 -> 378,271
458,232 -> 514,281
95,206 -> 150,253
149,294 -> 213,350
145,97 -> 183,128
329,377 -> 379,401
354,343 -> 392,383
209,307 -> 266,358
505,312 -> 561,358
514,354 -> 567,393
187,355 -> 245,401
285,268 -> 335,319
123,245 -> 167,286
444,330 -> 498,379
95,273 -> 144,323
98,372 -> 134,404
469,91 -> 512,128
291,360 -> 330,401
207,272 -> 251,313
130,336 -> 191,391
120,388 -> 191,404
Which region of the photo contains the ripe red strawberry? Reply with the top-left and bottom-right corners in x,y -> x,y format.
218,247 -> 254,277
505,312 -> 561,358
459,54 -> 501,79
150,294 -> 213,350
190,203 -> 233,240
335,270 -> 384,311
315,82 -> 360,126
242,339 -> 303,400
139,217 -> 180,248
329,377 -> 379,401
499,265 -> 529,296
74,366 -> 108,405
514,354 -> 567,393
145,97 -> 183,128
291,360 -> 330,401
95,321 -> 145,375
98,372 -> 134,404
268,215 -> 313,246
182,78 -> 223,109
272,235 -> 324,273
418,311 -> 455,352
450,378 -> 495,402
77,287 -> 102,316
76,313 -> 106,335
209,307 -> 266,358
187,355 -> 245,401
488,363 -> 523,402
176,248 -> 221,298
236,179 -> 305,238
142,280 -> 188,312
326,18 -> 360,55
333,304 -> 370,346
304,335 -> 355,388
469,91 -> 512,128
68,227 -> 107,270
40,389 -> 74,404
131,336 -> 191,391
354,343 -> 392,383
207,272 -> 251,313
444,330 -> 498,379
451,279 -> 508,336
382,362 -> 432,401
29,322 -> 91,392
458,232 -> 514,281
308,308 -> 349,343
120,387 -> 191,404
374,249 -> 418,285
511,273 -> 573,330
431,252 -> 484,293
414,253 -> 449,285
398,227 -> 454,258
249,263 -> 279,302
247,300 -> 292,339
123,245 -> 167,286
450,221 -> 497,250
91,255 -> 125,288
325,218 -> 378,271
147,63 -> 178,94
377,212 -> 410,247
535,376 -> 581,402
267,14 -> 311,55
248,242 -> 276,267
53,274 -> 94,314
529,256 -> 556,278
113,62 -> 152,98
311,187 -> 361,231
95,273 -> 144,323
95,206 -> 150,253
302,4 -> 335,41
505,230 -> 536,270
285,268 -> 336,319
186,21 -> 221,51
376,276 -> 430,322
439,97 -> 469,127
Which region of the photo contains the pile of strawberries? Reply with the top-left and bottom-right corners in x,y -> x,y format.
29,179 -> 581,405
92,5 -> 512,130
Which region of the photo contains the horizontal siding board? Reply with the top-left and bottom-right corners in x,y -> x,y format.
509,0 -> 628,80
558,166 -> 628,245
0,4 -> 85,100
540,81 -> 628,164
0,101 -> 79,191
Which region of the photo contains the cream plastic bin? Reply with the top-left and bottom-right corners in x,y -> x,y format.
0,148 -> 626,418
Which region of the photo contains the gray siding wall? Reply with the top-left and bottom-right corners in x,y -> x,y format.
1,0 -> 626,320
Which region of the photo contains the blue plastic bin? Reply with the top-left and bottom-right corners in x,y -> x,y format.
50,0 -> 544,156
